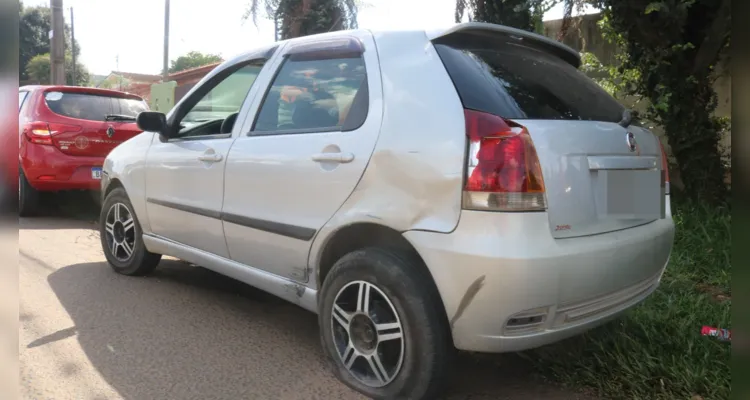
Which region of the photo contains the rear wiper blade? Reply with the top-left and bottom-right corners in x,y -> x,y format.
618,109 -> 633,127
105,114 -> 136,121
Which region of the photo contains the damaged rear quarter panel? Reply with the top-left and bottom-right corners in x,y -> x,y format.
307,30 -> 466,288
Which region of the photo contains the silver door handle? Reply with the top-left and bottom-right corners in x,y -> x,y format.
198,153 -> 223,162
311,152 -> 355,163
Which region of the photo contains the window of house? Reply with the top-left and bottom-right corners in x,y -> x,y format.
252,56 -> 368,134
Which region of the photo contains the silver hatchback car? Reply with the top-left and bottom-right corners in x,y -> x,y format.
99,22 -> 675,399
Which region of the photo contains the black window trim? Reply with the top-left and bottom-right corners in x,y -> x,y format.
248,38 -> 370,137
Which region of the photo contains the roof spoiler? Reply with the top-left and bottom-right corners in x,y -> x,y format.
427,22 -> 581,68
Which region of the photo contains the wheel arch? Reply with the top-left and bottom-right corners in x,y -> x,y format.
315,222 -> 451,335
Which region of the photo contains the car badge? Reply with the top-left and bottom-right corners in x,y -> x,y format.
107,126 -> 115,138
626,132 -> 638,153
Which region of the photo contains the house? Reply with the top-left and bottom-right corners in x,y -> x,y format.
168,62 -> 222,103
93,62 -> 222,111
97,71 -> 163,101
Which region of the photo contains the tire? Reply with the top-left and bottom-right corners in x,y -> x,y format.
99,187 -> 161,276
19,168 -> 39,217
319,247 -> 453,400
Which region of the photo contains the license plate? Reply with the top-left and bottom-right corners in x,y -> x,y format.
91,167 -> 102,180
602,170 -> 661,219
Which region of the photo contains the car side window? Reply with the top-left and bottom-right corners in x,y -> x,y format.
252,55 -> 368,135
176,63 -> 264,139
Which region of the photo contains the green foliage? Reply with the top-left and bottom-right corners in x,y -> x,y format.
19,4 -> 83,83
522,196 -> 731,399
244,0 -> 360,40
169,51 -> 224,74
590,0 -> 730,205
579,52 -> 617,95
97,74 -> 131,90
25,53 -> 90,86
455,0 -> 558,31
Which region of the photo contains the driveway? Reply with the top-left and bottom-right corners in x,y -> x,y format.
19,194 -> 593,399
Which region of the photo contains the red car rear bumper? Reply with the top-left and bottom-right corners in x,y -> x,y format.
20,141 -> 104,192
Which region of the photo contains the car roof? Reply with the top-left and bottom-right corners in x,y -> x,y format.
18,85 -> 145,101
226,23 -> 579,67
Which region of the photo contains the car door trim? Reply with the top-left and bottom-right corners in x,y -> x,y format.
221,212 -> 316,241
147,197 -> 222,219
146,197 -> 317,241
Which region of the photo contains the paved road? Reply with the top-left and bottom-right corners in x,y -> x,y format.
19,195 -> 593,400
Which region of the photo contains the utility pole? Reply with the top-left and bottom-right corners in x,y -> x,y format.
50,0 -> 65,85
162,0 -> 170,79
70,7 -> 76,85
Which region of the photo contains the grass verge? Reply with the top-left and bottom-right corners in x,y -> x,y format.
520,194 -> 731,400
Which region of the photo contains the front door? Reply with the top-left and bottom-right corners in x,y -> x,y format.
222,33 -> 383,281
145,61 -> 267,257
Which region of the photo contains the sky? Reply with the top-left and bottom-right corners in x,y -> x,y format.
25,0 -> 597,76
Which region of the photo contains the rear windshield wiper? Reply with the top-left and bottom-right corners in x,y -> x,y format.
105,114 -> 137,122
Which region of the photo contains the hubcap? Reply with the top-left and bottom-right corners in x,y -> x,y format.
103,203 -> 136,262
331,281 -> 405,388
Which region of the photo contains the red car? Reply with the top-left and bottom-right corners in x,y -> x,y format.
18,86 -> 148,216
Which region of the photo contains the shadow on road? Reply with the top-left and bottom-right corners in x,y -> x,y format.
21,191 -> 101,230
45,259 -> 591,400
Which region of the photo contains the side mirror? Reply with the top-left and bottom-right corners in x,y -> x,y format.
136,111 -> 169,140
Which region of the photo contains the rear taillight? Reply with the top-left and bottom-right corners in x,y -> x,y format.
659,140 -> 670,195
462,109 -> 546,211
23,122 -> 81,145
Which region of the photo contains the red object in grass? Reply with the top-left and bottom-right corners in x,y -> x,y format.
701,326 -> 731,342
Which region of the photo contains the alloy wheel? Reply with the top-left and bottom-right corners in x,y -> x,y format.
331,280 -> 405,388
103,202 -> 136,262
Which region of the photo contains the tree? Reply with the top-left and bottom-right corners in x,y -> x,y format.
455,0 -> 560,32
579,0 -> 730,205
19,3 -> 82,83
244,0 -> 360,40
168,51 -> 224,74
456,0 -> 731,204
25,53 -> 90,86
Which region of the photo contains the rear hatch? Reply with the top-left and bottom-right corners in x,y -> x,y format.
41,89 -> 148,157
432,27 -> 665,239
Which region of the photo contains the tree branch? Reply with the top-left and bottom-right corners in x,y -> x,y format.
692,0 -> 731,75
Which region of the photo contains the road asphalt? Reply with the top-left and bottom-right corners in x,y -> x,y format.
18,193 -> 595,400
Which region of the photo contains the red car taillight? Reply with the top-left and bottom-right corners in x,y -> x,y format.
462,109 -> 546,212
659,140 -> 670,195
23,121 -> 81,145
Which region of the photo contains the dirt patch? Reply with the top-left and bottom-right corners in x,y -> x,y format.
696,283 -> 730,303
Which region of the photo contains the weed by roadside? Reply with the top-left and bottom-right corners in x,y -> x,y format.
521,195 -> 731,400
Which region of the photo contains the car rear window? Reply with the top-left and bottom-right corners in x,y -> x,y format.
44,91 -> 149,121
19,91 -> 29,112
433,34 -> 624,123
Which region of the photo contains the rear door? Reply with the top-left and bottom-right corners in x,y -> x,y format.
221,33 -> 382,282
433,31 -> 665,239
41,90 -> 147,157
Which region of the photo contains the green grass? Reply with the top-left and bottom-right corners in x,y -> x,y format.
520,195 -> 731,400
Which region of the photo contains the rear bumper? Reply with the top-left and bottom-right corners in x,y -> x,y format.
403,200 -> 675,353
20,142 -> 104,192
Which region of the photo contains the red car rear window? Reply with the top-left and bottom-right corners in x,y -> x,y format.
44,91 -> 148,122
